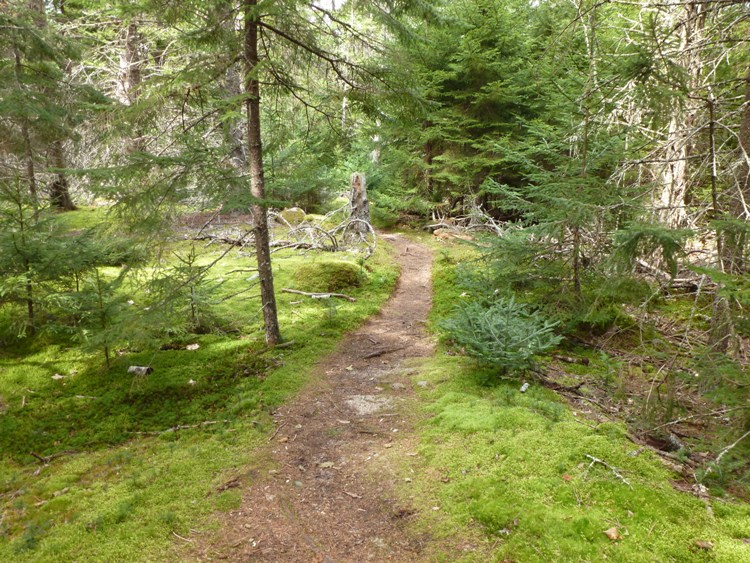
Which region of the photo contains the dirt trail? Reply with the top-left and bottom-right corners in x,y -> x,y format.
192,234 -> 436,561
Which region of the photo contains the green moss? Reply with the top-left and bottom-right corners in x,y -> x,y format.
279,207 -> 306,225
292,260 -> 363,293
0,233 -> 400,562
387,239 -> 750,563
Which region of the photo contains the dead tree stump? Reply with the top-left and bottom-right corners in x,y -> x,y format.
349,172 -> 370,234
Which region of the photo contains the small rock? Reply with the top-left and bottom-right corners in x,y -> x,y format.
294,480 -> 303,488
603,527 -> 622,541
416,381 -> 429,388
391,383 -> 407,391
52,374 -> 66,381
186,343 -> 200,351
404,477 -> 412,483
187,379 -> 196,386
694,540 -> 714,551
319,461 -> 334,469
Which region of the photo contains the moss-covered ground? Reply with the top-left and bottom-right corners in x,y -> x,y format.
0,208 -> 399,561
389,235 -> 750,562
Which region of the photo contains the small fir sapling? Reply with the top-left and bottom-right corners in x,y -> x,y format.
441,297 -> 561,376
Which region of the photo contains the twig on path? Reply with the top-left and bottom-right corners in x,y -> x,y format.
328,396 -> 344,414
172,531 -> 193,543
281,288 -> 356,302
583,454 -> 632,487
363,346 -> 408,360
268,422 -> 287,442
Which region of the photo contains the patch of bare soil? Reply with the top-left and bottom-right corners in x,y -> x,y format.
189,235 -> 443,561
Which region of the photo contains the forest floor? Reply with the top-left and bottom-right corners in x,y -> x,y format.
188,234 -> 469,561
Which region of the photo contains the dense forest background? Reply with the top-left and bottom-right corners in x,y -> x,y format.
3,0 -> 750,559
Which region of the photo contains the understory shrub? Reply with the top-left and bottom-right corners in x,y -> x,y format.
441,297 -> 561,376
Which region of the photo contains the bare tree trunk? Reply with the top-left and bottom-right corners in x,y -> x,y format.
655,1 -> 704,228
710,63 -> 750,354
116,20 -> 145,155
657,116 -> 690,227
28,0 -> 77,211
244,0 -> 281,346
49,140 -> 76,210
720,63 -> 750,274
117,21 -> 143,106
225,64 -> 247,169
349,172 -> 370,233
709,293 -> 734,354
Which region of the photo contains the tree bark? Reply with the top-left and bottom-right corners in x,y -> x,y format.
655,1 -> 704,228
49,140 -> 76,210
28,0 -> 76,211
244,0 -> 281,345
117,20 -> 145,155
349,172 -> 370,233
117,21 -> 143,106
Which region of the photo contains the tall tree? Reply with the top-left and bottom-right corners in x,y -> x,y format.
244,0 -> 281,345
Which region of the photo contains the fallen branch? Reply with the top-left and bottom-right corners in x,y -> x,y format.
193,234 -> 251,247
130,420 -> 229,436
583,454 -> 632,487
30,450 -> 80,464
648,406 -> 750,433
363,346 -> 408,359
553,355 -> 591,366
627,433 -> 698,469
715,429 -> 750,466
268,422 -> 287,442
281,288 -> 356,302
257,340 -> 297,356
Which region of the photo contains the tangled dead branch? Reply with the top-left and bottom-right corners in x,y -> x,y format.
426,202 -> 505,236
191,207 -> 376,259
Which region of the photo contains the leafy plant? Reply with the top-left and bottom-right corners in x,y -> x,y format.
441,297 -> 561,376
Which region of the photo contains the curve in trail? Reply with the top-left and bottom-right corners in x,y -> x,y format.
193,234 -> 436,562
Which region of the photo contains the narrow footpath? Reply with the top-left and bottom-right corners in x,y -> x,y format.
193,234 -> 437,561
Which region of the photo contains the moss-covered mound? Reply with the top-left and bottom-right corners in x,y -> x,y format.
293,261 -> 362,293
279,207 -> 306,225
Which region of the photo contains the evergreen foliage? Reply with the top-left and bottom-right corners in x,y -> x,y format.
441,297 -> 561,376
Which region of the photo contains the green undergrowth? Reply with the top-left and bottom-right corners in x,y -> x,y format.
395,236 -> 750,562
0,216 -> 399,561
